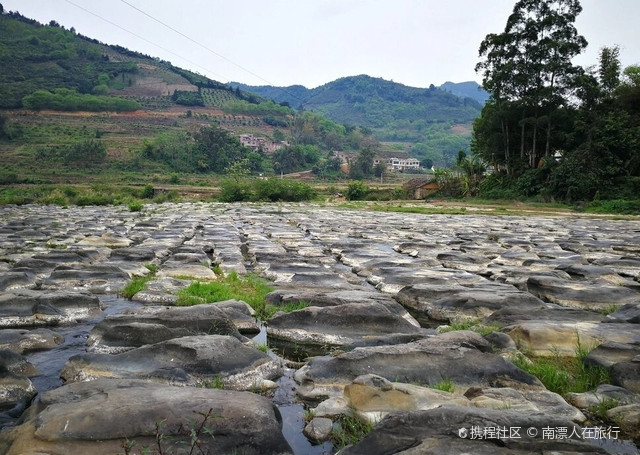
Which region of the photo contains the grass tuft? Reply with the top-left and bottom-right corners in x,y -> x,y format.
511,343 -> 610,396
330,414 -> 374,450
431,378 -> 455,393
176,272 -> 273,318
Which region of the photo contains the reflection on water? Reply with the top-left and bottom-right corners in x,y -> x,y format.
27,295 -> 142,394
252,323 -> 334,454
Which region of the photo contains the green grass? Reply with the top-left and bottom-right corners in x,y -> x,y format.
200,376 -> 225,389
588,398 -> 620,421
176,272 -> 273,318
439,318 -> 500,336
511,346 -> 610,396
330,414 -> 374,450
121,275 -> 153,299
431,378 -> 455,393
264,300 -> 309,319
254,343 -> 268,353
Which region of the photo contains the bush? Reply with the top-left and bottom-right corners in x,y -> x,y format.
585,199 -> 640,214
219,179 -> 253,202
140,184 -> 154,199
253,178 -> 314,202
219,178 -> 315,203
346,181 -> 369,200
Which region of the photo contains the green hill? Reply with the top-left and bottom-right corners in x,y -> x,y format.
231,75 -> 483,165
0,10 -> 257,110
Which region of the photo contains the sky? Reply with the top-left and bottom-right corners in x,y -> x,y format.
2,0 -> 639,89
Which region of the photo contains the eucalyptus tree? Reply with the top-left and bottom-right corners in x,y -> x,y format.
475,0 -> 587,171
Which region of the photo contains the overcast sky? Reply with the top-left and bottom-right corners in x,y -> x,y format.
3,0 -> 639,89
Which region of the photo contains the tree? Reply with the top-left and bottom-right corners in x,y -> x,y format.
349,147 -> 375,179
475,0 -> 587,170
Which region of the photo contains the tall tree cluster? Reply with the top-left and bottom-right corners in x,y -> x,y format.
473,0 -> 640,200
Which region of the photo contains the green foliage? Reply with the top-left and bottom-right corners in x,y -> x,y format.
511,345 -> 610,396
64,139 -> 107,165
171,89 -> 204,106
121,274 -> 153,299
176,272 -> 274,318
218,179 -> 254,203
272,145 -> 321,174
22,88 -> 140,112
264,300 -> 309,320
439,318 -> 499,336
431,379 -> 455,393
349,147 -> 376,179
346,181 -> 369,201
330,414 -> 374,450
218,178 -> 315,203
584,199 -> 640,214
253,178 -> 315,202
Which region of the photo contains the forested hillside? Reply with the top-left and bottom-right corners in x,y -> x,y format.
232,75 -> 483,166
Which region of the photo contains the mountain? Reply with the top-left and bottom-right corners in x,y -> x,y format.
232,75 -> 483,165
0,10 -> 256,110
439,81 -> 489,105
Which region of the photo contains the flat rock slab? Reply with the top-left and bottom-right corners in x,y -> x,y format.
0,328 -> 63,354
267,301 -> 423,357
395,281 -> 550,325
339,407 -> 608,455
0,289 -> 102,328
527,275 -> 640,309
295,331 -> 542,402
62,334 -> 282,390
505,321 -> 640,356
1,378 -> 292,455
86,304 -> 244,353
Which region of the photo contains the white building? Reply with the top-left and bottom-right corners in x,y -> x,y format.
374,156 -> 421,171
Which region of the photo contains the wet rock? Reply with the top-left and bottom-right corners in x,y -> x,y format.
0,372 -> 36,423
295,332 -> 542,402
0,270 -> 37,292
1,378 -> 292,455
339,407 -> 608,455
303,417 -> 333,443
0,350 -> 38,377
0,289 -> 102,328
62,335 -> 282,391
0,328 -> 63,354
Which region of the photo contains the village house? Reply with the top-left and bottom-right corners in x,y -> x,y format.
373,156 -> 421,171
238,134 -> 289,154
403,177 -> 440,199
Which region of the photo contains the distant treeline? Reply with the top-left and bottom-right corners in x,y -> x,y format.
22,88 -> 140,112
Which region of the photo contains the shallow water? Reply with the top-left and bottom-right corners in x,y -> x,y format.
23,297 -> 334,455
